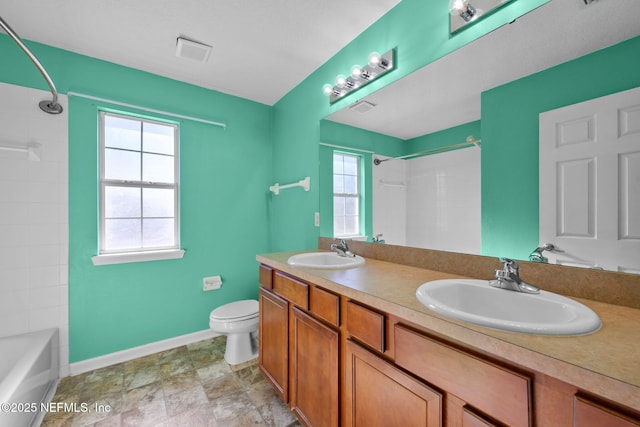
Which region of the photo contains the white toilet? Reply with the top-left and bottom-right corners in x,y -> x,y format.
209,299 -> 259,365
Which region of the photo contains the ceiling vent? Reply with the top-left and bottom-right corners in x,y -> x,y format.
176,37 -> 212,63
350,100 -> 377,114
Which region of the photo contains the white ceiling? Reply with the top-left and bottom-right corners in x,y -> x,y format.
1,0 -> 400,106
327,0 -> 640,139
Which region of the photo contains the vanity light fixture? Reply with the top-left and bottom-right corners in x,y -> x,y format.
323,49 -> 395,104
449,0 -> 477,22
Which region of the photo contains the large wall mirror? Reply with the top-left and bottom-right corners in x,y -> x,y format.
319,0 -> 640,272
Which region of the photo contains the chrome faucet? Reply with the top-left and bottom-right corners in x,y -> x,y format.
529,243 -> 562,263
330,239 -> 355,257
490,258 -> 540,294
372,234 -> 385,243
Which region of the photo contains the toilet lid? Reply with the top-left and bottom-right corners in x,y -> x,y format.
210,299 -> 259,321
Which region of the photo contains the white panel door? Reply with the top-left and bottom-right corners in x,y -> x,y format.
539,86 -> 640,273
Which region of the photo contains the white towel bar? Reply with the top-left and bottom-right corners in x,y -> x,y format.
270,176 -> 310,195
0,141 -> 42,161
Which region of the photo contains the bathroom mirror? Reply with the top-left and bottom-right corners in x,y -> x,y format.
319,0 -> 640,272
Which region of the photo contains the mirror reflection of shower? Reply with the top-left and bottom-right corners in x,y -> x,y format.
373,146 -> 481,253
0,15 -> 63,114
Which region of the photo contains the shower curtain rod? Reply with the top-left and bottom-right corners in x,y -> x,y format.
373,136 -> 481,165
0,16 -> 63,114
67,92 -> 227,129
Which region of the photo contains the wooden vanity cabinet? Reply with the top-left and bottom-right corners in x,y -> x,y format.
394,324 -> 532,427
345,301 -> 385,353
462,406 -> 503,427
574,395 -> 640,427
259,264 -> 274,290
343,300 -> 442,426
258,264 -> 640,427
258,267 -> 340,427
291,307 -> 339,427
344,339 -> 442,427
258,288 -> 289,401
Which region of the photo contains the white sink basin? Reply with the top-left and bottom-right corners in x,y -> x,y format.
416,279 -> 601,335
287,252 -> 365,269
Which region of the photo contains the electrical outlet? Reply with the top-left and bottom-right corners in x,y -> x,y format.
203,275 -> 222,291
314,212 -> 320,227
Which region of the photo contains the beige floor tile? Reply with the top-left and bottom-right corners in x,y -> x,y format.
121,380 -> 164,412
44,336 -> 298,427
164,385 -> 209,418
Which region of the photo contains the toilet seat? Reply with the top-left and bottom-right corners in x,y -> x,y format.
210,299 -> 259,322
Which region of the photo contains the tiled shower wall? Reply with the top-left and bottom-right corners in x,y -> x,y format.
0,83 -> 69,375
373,147 -> 481,254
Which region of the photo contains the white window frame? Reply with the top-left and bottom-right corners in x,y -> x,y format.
92,111 -> 184,266
333,152 -> 364,239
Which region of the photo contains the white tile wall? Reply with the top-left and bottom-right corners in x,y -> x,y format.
372,155 -> 408,246
373,147 -> 481,254
0,83 -> 69,375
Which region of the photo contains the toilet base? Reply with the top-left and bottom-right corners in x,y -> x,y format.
224,331 -> 258,365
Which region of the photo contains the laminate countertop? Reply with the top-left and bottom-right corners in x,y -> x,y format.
257,250 -> 640,413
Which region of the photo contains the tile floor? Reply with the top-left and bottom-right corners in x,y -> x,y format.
41,336 -> 301,426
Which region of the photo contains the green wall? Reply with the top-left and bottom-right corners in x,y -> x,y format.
407,121 -> 482,156
270,0 -> 548,252
1,35 -> 273,362
319,120 -> 404,239
481,35 -> 640,260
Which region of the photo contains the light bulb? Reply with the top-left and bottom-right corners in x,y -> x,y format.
335,74 -> 347,88
449,0 -> 476,21
449,0 -> 467,15
368,52 -> 381,68
322,84 -> 333,96
351,65 -> 363,79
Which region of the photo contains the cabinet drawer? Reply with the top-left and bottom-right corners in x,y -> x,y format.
274,272 -> 309,310
310,286 -> 340,327
574,395 -> 640,427
259,264 -> 273,289
346,301 -> 385,352
395,324 -> 531,427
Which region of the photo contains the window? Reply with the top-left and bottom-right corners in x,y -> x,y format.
97,111 -> 180,260
333,152 -> 362,237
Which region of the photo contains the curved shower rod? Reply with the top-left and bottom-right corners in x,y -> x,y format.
0,15 -> 63,114
373,136 -> 481,165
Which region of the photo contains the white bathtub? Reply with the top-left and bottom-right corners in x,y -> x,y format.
0,329 -> 59,427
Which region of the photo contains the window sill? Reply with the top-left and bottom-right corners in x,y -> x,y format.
92,249 -> 185,266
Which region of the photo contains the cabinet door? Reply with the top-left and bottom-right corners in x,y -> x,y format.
259,289 -> 289,401
291,307 -> 339,427
344,339 -> 442,427
574,396 -> 640,427
462,407 -> 501,427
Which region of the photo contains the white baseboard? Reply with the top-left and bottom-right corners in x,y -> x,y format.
68,329 -> 220,376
